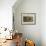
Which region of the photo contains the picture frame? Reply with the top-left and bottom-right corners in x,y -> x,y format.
21,13 -> 36,25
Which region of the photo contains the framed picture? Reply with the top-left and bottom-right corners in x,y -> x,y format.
21,13 -> 36,25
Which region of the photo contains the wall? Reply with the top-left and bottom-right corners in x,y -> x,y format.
0,0 -> 16,29
41,0 -> 46,46
13,0 -> 41,46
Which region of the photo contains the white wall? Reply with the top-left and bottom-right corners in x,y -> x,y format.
41,0 -> 46,46
13,0 -> 46,46
13,0 -> 41,46
0,0 -> 16,29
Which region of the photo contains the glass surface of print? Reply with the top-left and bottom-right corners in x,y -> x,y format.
23,16 -> 33,22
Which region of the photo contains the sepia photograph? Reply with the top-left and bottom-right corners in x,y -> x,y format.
21,13 -> 36,25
